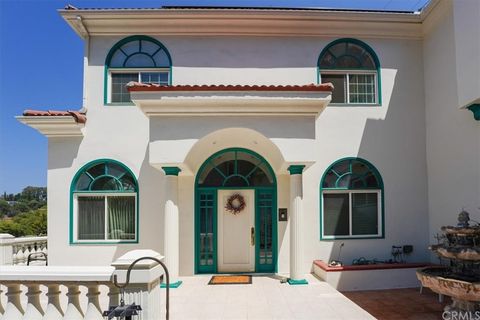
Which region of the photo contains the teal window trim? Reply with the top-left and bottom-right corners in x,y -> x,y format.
103,35 -> 173,105
319,157 -> 385,240
317,38 -> 382,106
69,158 -> 140,245
194,148 -> 278,274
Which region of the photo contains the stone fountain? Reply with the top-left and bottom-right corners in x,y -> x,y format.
417,211 -> 480,312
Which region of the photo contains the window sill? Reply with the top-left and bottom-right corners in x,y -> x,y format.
70,240 -> 138,245
320,235 -> 384,240
328,103 -> 381,107
104,103 -> 136,107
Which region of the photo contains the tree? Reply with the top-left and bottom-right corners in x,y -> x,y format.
0,200 -> 10,217
9,201 -> 30,216
0,207 -> 47,236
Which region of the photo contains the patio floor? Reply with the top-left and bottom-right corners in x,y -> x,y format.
343,287 -> 448,320
159,274 -> 375,319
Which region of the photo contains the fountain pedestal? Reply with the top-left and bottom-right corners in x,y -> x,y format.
416,211 -> 480,313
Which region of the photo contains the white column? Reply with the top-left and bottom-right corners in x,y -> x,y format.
288,165 -> 308,285
162,167 -> 182,288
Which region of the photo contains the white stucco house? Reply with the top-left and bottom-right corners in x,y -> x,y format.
17,0 -> 480,289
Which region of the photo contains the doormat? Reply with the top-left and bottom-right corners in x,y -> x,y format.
208,275 -> 252,285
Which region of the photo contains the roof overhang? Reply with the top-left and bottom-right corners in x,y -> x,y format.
16,116 -> 85,137
59,6 -> 431,40
128,83 -> 332,117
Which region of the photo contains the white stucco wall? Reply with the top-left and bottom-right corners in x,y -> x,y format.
47,29 -> 431,274
452,0 -> 480,108
423,0 -> 480,252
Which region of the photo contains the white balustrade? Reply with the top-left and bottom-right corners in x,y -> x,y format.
0,234 -> 48,266
0,250 -> 165,320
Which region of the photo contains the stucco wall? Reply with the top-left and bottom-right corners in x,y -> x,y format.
452,0 -> 480,108
48,32 -> 430,273
423,0 -> 479,251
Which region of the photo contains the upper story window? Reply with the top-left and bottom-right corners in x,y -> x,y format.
318,39 -> 381,105
71,159 -> 138,243
320,158 -> 384,239
105,35 -> 172,104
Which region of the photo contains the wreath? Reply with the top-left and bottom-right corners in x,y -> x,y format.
225,193 -> 246,215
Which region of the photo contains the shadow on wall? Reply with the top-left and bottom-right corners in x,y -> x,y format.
320,54 -> 430,289
150,116 -> 315,141
109,148 -> 165,262
48,137 -> 82,169
90,36 -> 331,69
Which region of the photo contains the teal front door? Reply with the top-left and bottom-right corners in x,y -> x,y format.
195,148 -> 277,274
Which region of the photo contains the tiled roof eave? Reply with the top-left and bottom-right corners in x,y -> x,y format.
22,110 -> 87,124
126,82 -> 334,93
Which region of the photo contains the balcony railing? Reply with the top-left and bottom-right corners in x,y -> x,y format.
0,234 -> 47,266
0,249 -> 165,320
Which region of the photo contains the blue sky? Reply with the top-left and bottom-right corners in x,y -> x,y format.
0,0 -> 430,194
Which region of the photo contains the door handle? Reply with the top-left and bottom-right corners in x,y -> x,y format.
251,227 -> 255,246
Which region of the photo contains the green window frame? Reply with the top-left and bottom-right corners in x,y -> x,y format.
69,159 -> 139,244
320,157 -> 384,240
104,35 -> 172,105
318,38 -> 381,106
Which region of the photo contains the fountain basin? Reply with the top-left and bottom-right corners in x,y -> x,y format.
429,245 -> 480,261
441,226 -> 480,235
417,267 -> 480,302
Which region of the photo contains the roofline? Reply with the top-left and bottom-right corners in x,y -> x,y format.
59,0 -> 441,40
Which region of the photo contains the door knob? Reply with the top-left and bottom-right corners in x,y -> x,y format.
251,227 -> 255,246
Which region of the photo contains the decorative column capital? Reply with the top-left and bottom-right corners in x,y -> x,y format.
162,167 -> 181,176
287,165 -> 305,175
467,104 -> 480,121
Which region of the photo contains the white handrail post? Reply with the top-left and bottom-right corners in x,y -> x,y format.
3,284 -> 24,320
0,234 -> 15,265
84,284 -> 103,320
23,284 -> 44,320
43,284 -> 63,320
64,285 -> 84,320
111,250 -> 165,320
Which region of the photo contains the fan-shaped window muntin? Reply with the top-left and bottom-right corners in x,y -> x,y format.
197,150 -> 275,188
105,35 -> 172,104
319,38 -> 380,105
70,159 -> 138,243
321,158 -> 384,239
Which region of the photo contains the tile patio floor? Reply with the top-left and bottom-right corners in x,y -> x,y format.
159,274 -> 375,319
343,287 -> 448,320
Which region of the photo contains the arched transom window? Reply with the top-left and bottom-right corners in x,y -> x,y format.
320,158 -> 384,239
105,35 -> 172,104
71,159 -> 138,243
319,38 -> 380,105
197,150 -> 275,188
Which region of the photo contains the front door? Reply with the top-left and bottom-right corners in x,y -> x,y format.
217,189 -> 255,272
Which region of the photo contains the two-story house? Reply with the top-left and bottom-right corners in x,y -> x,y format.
17,0 -> 480,289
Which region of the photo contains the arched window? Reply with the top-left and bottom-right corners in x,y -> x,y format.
70,159 -> 138,243
105,35 -> 172,104
318,38 -> 380,105
197,150 -> 275,188
320,158 -> 384,239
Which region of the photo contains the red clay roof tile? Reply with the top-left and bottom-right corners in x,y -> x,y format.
126,82 -> 334,92
23,110 -> 87,124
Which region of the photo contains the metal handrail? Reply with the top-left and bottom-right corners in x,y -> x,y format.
112,256 -> 170,320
